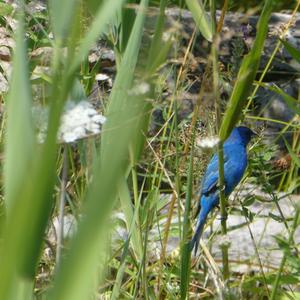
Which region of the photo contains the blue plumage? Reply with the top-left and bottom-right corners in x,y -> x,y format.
191,126 -> 255,253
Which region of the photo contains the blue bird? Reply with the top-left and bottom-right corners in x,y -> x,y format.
191,126 -> 256,253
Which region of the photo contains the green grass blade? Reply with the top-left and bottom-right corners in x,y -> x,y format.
118,178 -> 143,260
280,39 -> 300,64
4,6 -> 35,216
146,0 -> 168,71
0,5 -> 36,298
219,0 -> 273,140
180,131 -> 194,299
50,0 -> 78,40
48,2 -> 150,299
110,236 -> 131,300
111,186 -> 142,300
0,3 -> 13,15
185,0 -> 213,42
284,139 -> 300,169
69,0 -> 127,74
0,0 -> 84,297
119,0 -> 137,54
258,82 -> 300,115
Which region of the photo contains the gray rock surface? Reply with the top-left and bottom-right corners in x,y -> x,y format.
110,185 -> 299,273
210,184 -> 300,273
154,9 -> 300,151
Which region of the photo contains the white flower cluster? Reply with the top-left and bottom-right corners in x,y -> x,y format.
59,101 -> 106,143
33,100 -> 106,143
128,82 -> 150,96
196,136 -> 220,149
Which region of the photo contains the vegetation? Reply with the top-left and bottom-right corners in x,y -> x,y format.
0,0 -> 299,299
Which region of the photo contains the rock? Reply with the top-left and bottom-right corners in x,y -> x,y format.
147,8 -> 300,152
208,184 -> 300,273
113,186 -> 300,273
165,9 -> 300,74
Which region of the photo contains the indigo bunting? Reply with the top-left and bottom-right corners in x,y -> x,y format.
191,126 -> 255,253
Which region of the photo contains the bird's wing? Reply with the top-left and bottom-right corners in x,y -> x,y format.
201,153 -> 229,195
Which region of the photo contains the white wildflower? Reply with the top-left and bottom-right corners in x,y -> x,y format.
33,100 -> 106,144
197,136 -> 220,149
58,100 -> 106,143
91,114 -> 106,123
128,82 -> 150,96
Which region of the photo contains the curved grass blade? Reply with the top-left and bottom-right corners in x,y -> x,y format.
4,6 -> 35,216
257,82 -> 300,115
69,0 -> 127,75
50,0 -> 79,41
180,130 -> 195,299
280,38 -> 300,64
0,4 -> 36,299
185,0 -> 213,42
48,1 -> 149,299
219,0 -> 273,140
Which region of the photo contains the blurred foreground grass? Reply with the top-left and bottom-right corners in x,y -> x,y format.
0,0 -> 299,299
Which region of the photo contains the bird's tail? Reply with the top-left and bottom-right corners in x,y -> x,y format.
190,211 -> 208,255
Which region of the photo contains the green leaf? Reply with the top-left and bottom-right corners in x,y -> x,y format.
180,130 -> 194,299
0,3 -> 13,16
4,11 -> 35,216
0,1 -> 87,298
284,138 -> 300,169
269,212 -> 284,223
69,0 -> 127,75
243,273 -> 299,289
219,0 -> 273,140
48,1 -> 150,299
118,178 -> 143,260
0,5 -> 49,299
277,292 -> 300,300
49,0 -> 78,40
111,185 -> 142,300
280,38 -> 300,64
86,0 -> 103,14
146,0 -> 172,73
185,0 -> 212,42
242,195 -> 256,207
241,206 -> 254,222
258,82 -> 300,115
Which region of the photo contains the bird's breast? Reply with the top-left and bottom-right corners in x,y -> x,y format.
223,145 -> 247,195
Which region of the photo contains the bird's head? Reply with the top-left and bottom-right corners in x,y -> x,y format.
227,126 -> 256,146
